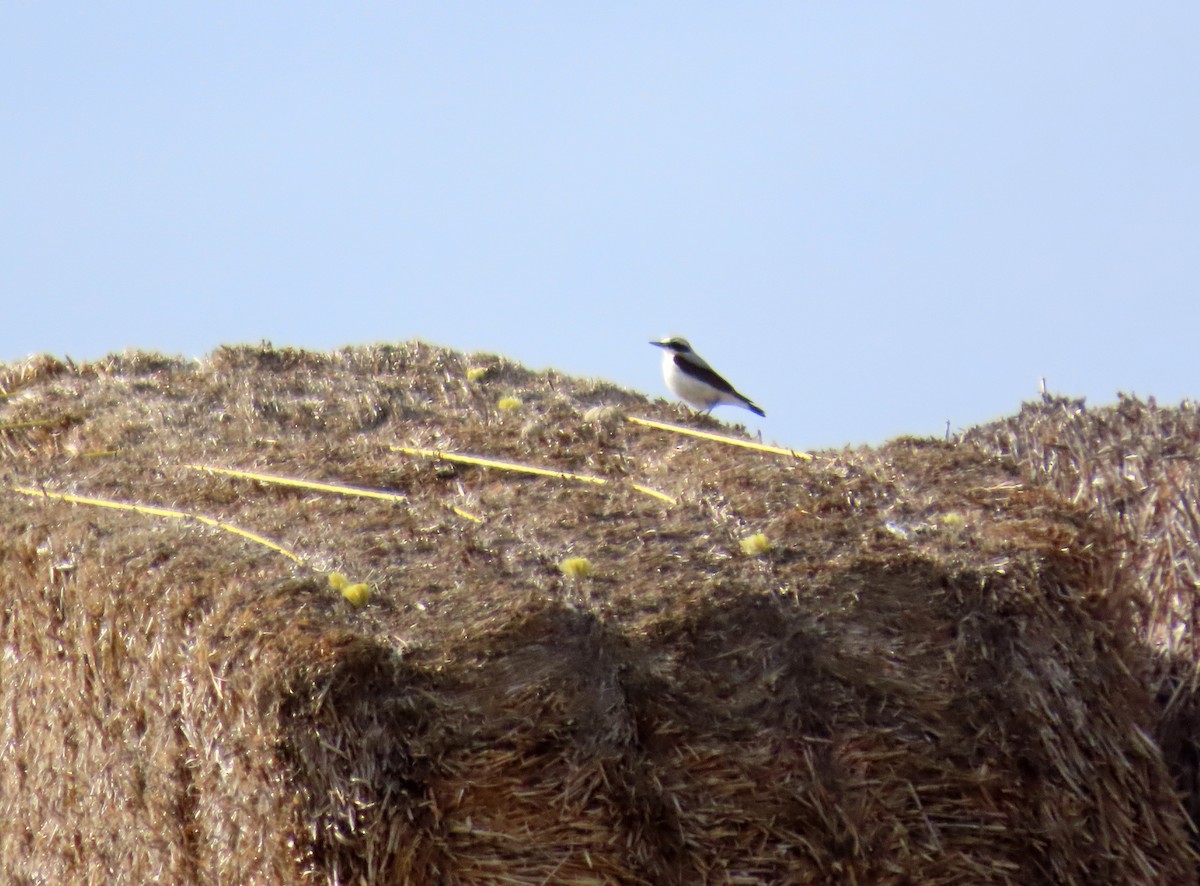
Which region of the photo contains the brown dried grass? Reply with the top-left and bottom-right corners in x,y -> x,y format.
0,346 -> 1195,883
965,393 -> 1200,858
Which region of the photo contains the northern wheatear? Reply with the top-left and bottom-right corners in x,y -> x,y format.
650,337 -> 765,417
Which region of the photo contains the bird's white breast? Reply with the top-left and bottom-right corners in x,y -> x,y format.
661,351 -> 722,410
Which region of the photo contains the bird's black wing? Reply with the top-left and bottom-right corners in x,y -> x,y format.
675,354 -> 765,416
674,354 -> 738,395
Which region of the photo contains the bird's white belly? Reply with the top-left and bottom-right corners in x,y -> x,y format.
664,359 -> 725,409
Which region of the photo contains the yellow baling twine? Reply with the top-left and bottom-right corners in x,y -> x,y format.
625,416 -> 813,460
10,485 -> 306,564
184,464 -> 483,523
392,446 -> 677,506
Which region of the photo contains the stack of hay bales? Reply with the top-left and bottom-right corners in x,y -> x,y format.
0,346 -> 1194,883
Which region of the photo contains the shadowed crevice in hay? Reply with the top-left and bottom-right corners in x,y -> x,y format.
278,636 -> 451,884
435,605 -> 701,884
1154,651 -> 1200,856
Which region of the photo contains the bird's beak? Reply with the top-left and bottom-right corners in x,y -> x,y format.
649,340 -> 667,348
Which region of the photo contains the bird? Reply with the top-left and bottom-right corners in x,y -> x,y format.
650,336 -> 765,417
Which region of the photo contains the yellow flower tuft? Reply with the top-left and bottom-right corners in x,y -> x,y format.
327,572 -> 349,591
739,532 -> 773,557
342,582 -> 371,608
559,556 -> 594,579
939,513 -> 967,529
497,396 -> 522,411
466,366 -> 488,382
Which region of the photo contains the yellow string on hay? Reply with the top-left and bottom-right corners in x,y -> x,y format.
184,464 -> 484,524
0,418 -> 67,431
628,483 -> 676,503
186,464 -> 410,503
625,415 -> 813,460
393,446 -> 677,506
9,485 -> 306,565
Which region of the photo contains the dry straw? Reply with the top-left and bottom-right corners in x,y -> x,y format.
0,345 -> 1196,883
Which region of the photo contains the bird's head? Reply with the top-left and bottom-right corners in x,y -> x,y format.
650,336 -> 693,354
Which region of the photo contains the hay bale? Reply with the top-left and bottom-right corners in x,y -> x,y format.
965,393 -> 1200,857
0,346 -> 1195,883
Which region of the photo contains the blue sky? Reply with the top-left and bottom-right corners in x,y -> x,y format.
4,4 -> 1197,449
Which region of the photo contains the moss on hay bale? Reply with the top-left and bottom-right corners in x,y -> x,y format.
0,345 -> 1196,883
